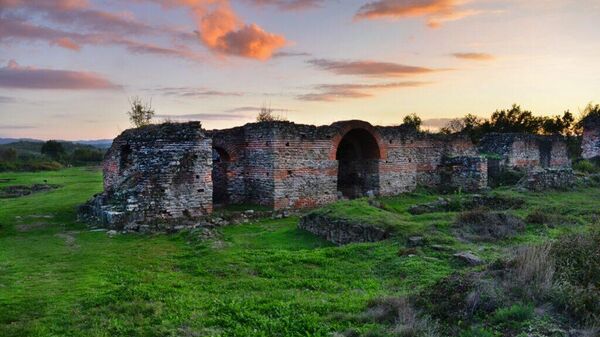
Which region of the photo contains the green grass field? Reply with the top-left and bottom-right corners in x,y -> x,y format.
0,168 -> 598,336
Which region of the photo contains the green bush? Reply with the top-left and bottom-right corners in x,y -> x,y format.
458,327 -> 496,337
551,231 -> 600,324
490,304 -> 534,328
573,160 -> 600,174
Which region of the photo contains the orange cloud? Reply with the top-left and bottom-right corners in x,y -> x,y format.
0,60 -> 120,90
452,52 -> 495,61
309,59 -> 435,77
156,0 -> 286,60
355,0 -> 480,27
297,81 -> 429,101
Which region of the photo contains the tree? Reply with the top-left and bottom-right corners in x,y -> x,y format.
0,148 -> 17,162
256,104 -> 286,122
41,140 -> 65,160
127,96 -> 154,127
575,103 -> 600,134
402,113 -> 422,131
540,110 -> 574,136
487,104 -> 542,134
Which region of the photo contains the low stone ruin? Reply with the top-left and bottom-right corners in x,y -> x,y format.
298,213 -> 390,245
519,168 -> 575,191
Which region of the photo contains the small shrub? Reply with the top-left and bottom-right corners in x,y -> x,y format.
490,304 -> 534,328
454,210 -> 525,242
551,231 -> 600,324
510,244 -> 555,300
360,297 -> 440,337
573,160 -> 600,174
525,209 -> 576,227
458,327 -> 495,337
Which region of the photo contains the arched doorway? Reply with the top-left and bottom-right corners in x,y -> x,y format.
212,147 -> 231,205
336,129 -> 381,198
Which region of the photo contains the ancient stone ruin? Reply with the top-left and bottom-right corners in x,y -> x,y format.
582,115 -> 600,161
83,119 -> 573,230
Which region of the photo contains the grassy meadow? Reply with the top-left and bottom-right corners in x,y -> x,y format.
0,167 -> 598,337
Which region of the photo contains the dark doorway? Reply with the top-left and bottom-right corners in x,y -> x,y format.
212,147 -> 231,205
539,140 -> 552,168
336,129 -> 381,198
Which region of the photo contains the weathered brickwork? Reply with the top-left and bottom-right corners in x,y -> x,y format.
582,116 -> 600,160
85,119 -> 576,230
479,133 -> 570,170
86,122 -> 212,230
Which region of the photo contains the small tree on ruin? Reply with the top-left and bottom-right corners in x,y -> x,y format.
127,96 -> 155,127
256,104 -> 287,122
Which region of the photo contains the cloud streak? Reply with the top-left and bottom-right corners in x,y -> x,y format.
354,0 -> 482,28
243,0 -> 324,11
297,81 -> 429,101
153,86 -> 245,98
308,58 -> 436,77
452,52 -> 495,61
0,60 -> 121,90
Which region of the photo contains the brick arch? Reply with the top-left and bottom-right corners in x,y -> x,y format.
328,120 -> 387,160
211,138 -> 239,162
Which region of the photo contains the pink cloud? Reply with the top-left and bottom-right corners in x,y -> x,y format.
297,81 -> 429,101
51,37 -> 81,50
355,0 -> 481,27
0,60 -> 120,90
308,59 -> 436,77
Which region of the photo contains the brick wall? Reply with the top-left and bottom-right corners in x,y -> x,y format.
582,117 -> 600,160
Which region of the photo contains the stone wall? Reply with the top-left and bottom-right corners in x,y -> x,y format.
440,156 -> 488,192
582,117 -> 600,160
87,119 -> 512,230
88,122 -> 213,230
479,133 -> 570,171
520,168 -> 575,191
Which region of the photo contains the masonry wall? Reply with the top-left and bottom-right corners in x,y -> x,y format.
97,122 -> 213,228
270,123 -> 338,210
479,133 -> 570,171
582,118 -> 600,160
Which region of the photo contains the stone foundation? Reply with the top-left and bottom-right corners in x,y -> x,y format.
520,168 -> 575,191
298,213 -> 390,245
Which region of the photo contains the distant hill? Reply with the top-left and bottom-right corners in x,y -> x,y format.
0,138 -> 112,149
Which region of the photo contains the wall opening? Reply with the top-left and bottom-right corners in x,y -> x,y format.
336,129 -> 381,198
212,147 -> 231,206
539,140 -> 552,168
119,144 -> 132,170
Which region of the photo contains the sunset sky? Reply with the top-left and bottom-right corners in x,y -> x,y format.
1,0 -> 599,140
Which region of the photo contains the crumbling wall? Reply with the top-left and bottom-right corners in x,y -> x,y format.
479,133 -> 570,171
582,117 -> 600,160
88,122 -> 212,230
440,156 -> 488,192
